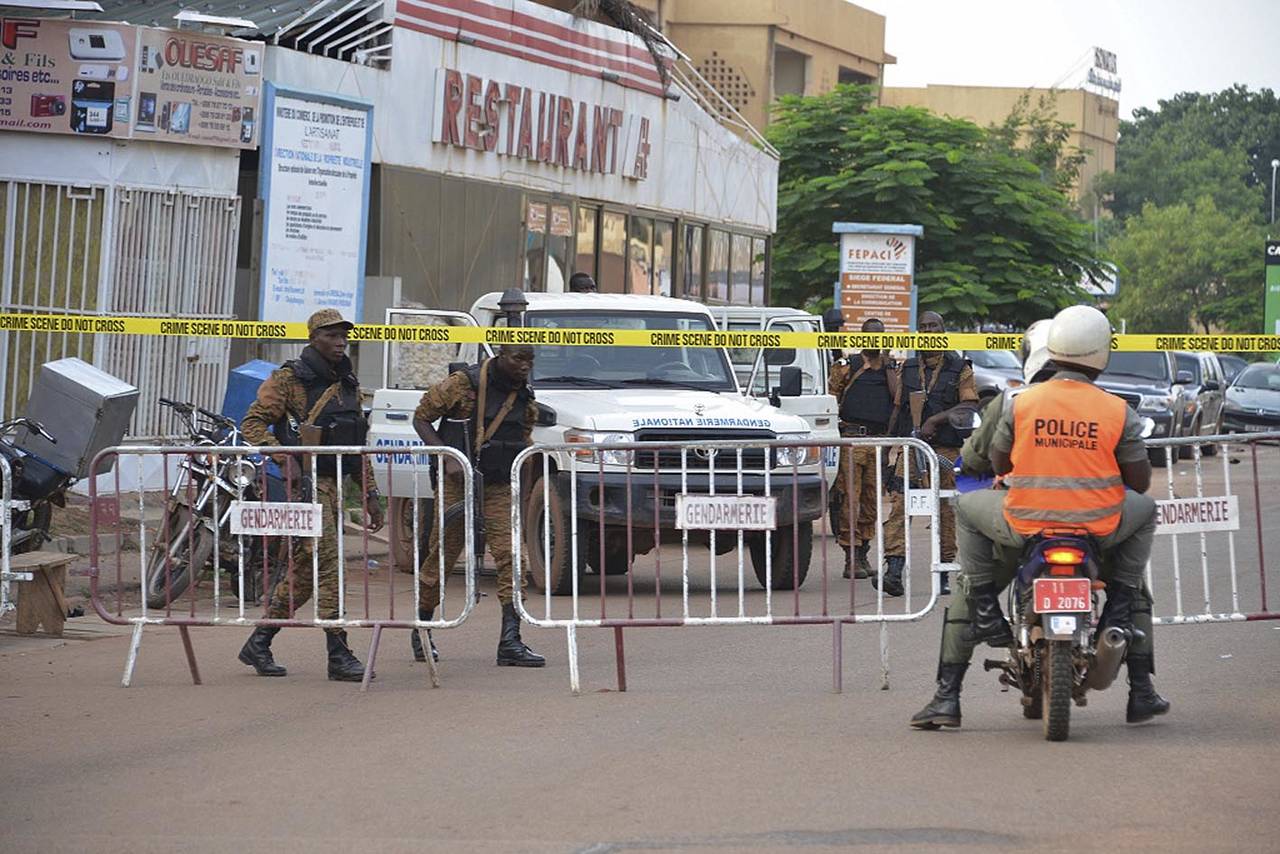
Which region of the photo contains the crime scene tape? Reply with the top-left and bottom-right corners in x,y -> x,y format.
0,312 -> 1276,353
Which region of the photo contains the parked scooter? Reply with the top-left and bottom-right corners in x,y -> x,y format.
0,417 -> 74,554
144,398 -> 288,608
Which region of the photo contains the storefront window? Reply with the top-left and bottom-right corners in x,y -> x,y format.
522,201 -> 548,292
682,223 -> 704,301
627,215 -> 654,294
599,210 -> 626,293
707,229 -> 729,303
546,203 -> 573,293
751,237 -> 767,305
654,220 -> 674,297
730,233 -> 751,304
575,206 -> 597,279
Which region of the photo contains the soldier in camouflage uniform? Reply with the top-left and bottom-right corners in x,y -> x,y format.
238,308 -> 385,682
828,317 -> 900,579
879,311 -> 979,596
411,343 -> 545,667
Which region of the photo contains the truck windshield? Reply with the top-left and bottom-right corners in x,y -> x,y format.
1102,352 -> 1169,382
524,311 -> 737,391
726,320 -> 824,396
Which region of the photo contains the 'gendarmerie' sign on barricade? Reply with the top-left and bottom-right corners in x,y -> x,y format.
675,495 -> 777,531
1154,495 -> 1240,536
229,501 -> 324,538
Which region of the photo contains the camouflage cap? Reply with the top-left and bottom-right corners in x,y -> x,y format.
307,308 -> 354,335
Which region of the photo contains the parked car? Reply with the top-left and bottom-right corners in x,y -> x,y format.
1096,351 -> 1190,466
1218,354 -> 1248,385
964,349 -> 1025,401
1173,351 -> 1227,456
1221,363 -> 1280,435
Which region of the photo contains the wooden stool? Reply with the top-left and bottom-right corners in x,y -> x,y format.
11,551 -> 76,637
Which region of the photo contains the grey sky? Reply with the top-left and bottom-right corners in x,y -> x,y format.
855,0 -> 1280,119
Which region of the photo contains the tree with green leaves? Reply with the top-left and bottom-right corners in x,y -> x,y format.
1108,197 -> 1264,333
767,85 -> 1103,326
1099,85 -> 1279,222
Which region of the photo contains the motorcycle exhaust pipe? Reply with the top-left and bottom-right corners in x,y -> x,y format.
1085,626 -> 1128,691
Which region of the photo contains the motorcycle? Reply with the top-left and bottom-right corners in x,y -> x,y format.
144,398 -> 288,608
0,417 -> 73,554
983,534 -> 1130,741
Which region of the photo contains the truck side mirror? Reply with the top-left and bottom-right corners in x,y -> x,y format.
534,402 -> 557,427
448,361 -> 468,375
771,366 -> 803,405
1175,370 -> 1194,385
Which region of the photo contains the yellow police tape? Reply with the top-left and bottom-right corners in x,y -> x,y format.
0,312 -> 1276,352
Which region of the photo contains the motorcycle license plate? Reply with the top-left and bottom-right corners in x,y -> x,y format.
1033,578 -> 1090,613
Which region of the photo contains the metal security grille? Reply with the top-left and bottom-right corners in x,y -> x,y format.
100,189 -> 241,437
0,181 -> 107,421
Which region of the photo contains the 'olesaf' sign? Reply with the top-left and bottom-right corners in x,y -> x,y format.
1154,495 -> 1240,536
230,501 -> 324,538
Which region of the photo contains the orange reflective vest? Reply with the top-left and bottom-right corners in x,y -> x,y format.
1003,378 -> 1127,537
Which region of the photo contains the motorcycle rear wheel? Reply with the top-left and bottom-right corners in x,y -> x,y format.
144,507 -> 215,608
1043,640 -> 1073,741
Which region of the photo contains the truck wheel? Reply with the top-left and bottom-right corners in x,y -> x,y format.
389,496 -> 433,573
749,521 -> 813,590
586,530 -> 633,576
525,475 -> 582,596
1148,447 -> 1170,468
1179,416 -> 1199,460
1043,639 -> 1073,742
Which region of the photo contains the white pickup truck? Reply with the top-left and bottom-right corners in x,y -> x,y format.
368,292 -> 835,594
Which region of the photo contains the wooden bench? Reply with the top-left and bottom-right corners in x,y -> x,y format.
10,551 -> 77,637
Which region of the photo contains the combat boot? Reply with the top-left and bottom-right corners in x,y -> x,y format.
1126,654 -> 1170,723
238,626 -> 287,676
496,602 -> 545,667
841,544 -> 870,580
871,555 -> 905,597
410,606 -> 439,663
962,582 -> 1013,646
326,630 -> 366,682
910,663 -> 968,729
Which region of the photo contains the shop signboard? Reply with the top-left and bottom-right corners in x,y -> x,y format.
0,17 -> 137,138
258,84 -> 373,323
132,27 -> 263,148
1265,241 -> 1280,336
833,223 -> 924,333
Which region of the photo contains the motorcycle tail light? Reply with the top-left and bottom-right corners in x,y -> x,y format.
1044,547 -> 1085,566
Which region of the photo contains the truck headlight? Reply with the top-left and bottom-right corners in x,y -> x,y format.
775,439 -> 820,468
1139,395 -> 1171,412
564,430 -> 634,465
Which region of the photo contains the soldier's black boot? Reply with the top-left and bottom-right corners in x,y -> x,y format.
410,607 -> 439,663
910,663 -> 968,729
496,602 -> 545,667
841,545 -> 852,580
1126,654 -> 1170,723
962,582 -> 1013,646
238,626 -> 286,676
872,555 -> 905,597
326,630 -> 366,682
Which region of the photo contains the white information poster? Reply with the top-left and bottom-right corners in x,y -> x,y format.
258,85 -> 372,323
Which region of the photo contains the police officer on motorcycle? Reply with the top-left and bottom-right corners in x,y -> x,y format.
911,306 -> 1170,729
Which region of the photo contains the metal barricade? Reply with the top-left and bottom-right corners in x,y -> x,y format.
1144,432 -> 1280,625
511,436 -> 948,694
88,444 -> 476,689
1,455 -> 31,614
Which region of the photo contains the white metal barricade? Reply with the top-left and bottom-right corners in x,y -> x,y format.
89,443 -> 477,690
511,436 -> 948,694
1,456 -> 31,614
1143,432 -> 1280,626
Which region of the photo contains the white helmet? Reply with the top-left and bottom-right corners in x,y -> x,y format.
1047,305 -> 1112,374
1019,319 -> 1053,383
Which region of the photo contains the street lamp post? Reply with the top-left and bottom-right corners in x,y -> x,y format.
1271,158 -> 1279,226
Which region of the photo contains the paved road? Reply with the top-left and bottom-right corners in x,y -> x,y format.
2,442 -> 1278,853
